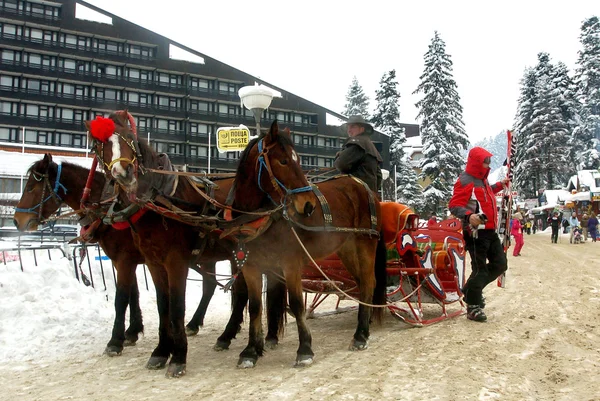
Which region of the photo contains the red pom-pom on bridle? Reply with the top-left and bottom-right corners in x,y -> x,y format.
89,117 -> 115,143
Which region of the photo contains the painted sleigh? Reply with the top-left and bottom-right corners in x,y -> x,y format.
301,202 -> 466,326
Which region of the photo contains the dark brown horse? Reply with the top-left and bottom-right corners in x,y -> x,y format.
86,112 -> 315,376
13,154 -> 145,356
228,123 -> 387,368
12,155 -> 226,354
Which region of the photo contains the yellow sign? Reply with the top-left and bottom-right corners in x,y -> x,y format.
592,192 -> 600,202
216,126 -> 250,152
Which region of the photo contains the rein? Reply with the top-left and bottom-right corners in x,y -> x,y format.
15,163 -> 67,223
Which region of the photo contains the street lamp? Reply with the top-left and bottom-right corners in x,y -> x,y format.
238,84 -> 275,137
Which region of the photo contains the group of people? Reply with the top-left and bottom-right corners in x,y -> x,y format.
547,211 -> 599,243
335,115 -> 598,325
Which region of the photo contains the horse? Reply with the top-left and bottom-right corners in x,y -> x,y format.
224,123 -> 388,367
12,155 -> 228,354
13,154 -> 146,356
85,111 -> 314,376
91,112 -> 385,368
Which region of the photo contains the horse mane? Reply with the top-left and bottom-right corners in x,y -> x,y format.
108,111 -> 161,169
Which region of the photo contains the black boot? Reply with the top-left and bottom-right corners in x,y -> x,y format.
467,305 -> 487,322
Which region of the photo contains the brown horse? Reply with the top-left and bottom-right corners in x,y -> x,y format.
228,123 -> 387,368
86,112 -> 315,376
12,155 -> 228,354
13,154 -> 146,356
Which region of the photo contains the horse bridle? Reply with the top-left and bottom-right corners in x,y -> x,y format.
15,163 -> 67,223
94,131 -> 142,175
255,138 -> 313,206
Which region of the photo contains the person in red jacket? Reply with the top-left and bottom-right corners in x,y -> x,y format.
449,147 -> 508,322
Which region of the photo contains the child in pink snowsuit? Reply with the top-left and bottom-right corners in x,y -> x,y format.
511,212 -> 524,256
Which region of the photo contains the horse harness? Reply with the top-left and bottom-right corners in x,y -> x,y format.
15,163 -> 67,223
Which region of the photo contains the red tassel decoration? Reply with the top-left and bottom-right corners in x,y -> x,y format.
89,117 -> 115,142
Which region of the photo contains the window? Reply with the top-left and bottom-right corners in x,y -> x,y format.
62,59 -> 76,71
128,92 -> 139,103
28,53 -> 41,65
2,24 -> 16,36
61,83 -> 75,95
72,134 -> 85,148
0,101 -> 15,114
0,75 -> 16,87
26,79 -> 40,91
218,82 -> 236,93
25,104 -> 39,117
30,28 -> 43,41
65,34 -> 77,47
0,127 -> 18,142
128,68 -> 140,80
61,108 -> 73,120
1,49 -> 16,62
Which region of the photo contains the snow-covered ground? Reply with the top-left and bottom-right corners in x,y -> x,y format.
1,231 -> 600,400
0,241 -> 232,366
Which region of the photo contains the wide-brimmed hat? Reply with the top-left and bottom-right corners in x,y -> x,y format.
341,115 -> 374,135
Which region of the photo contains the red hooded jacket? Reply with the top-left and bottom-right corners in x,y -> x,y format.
448,147 -> 505,230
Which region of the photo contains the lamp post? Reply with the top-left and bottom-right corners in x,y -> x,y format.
238,84 -> 275,137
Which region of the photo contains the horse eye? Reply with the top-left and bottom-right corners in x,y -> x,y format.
280,159 -> 288,165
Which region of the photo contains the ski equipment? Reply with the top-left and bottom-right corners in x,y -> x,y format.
496,130 -> 514,288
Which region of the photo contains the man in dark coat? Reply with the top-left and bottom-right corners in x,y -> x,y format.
334,115 -> 383,193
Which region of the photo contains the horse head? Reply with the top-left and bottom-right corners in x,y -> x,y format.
86,110 -> 140,194
14,154 -> 67,231
234,120 -> 317,217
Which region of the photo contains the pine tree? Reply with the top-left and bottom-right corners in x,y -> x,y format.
413,31 -> 470,215
371,70 -> 405,164
574,16 -> 600,169
513,68 -> 538,198
395,160 -> 424,212
342,76 -> 370,118
553,62 -> 582,172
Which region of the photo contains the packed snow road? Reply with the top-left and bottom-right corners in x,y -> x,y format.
1,232 -> 599,400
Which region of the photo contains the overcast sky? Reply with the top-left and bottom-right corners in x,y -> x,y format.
85,0 -> 598,142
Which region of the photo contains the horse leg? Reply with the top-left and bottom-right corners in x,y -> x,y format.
165,262 -> 188,378
125,275 -> 144,345
283,261 -> 314,366
146,265 -> 173,370
237,264 -> 264,368
186,262 -> 217,336
104,260 -> 137,356
338,239 -> 377,351
214,268 -> 247,351
265,269 -> 287,350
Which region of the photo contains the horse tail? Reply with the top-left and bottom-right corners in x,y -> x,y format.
265,271 -> 287,337
372,231 -> 388,324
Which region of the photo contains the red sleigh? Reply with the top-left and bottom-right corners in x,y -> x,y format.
302,202 -> 466,326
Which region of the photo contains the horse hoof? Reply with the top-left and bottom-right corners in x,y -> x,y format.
294,355 -> 314,367
237,358 -> 256,369
146,356 -> 168,370
166,363 -> 186,378
103,346 -> 123,357
265,339 -> 278,350
349,340 -> 368,351
185,326 -> 199,336
213,341 -> 230,351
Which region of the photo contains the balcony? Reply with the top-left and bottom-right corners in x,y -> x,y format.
0,113 -> 86,132
0,35 -> 156,65
0,60 -> 186,94
0,5 -> 61,23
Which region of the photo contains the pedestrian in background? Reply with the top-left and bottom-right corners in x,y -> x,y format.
588,213 -> 599,242
581,213 -> 589,241
568,212 -> 580,244
511,212 -> 524,256
548,212 -> 560,244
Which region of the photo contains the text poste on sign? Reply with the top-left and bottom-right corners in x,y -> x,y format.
216,125 -> 250,152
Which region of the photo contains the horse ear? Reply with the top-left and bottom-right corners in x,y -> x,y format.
266,120 -> 279,144
43,153 -> 53,164
84,120 -> 91,132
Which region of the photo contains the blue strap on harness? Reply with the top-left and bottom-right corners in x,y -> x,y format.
256,138 -> 312,206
